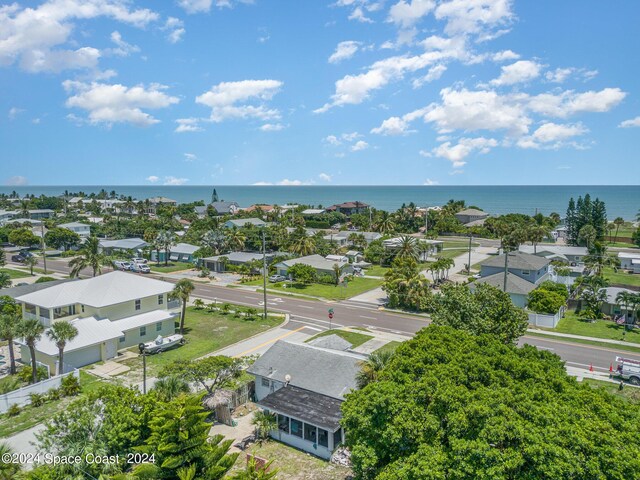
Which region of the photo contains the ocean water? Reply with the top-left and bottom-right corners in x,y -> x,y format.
0,185 -> 638,220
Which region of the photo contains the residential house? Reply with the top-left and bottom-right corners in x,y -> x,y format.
474,252 -> 551,307
243,204 -> 276,214
99,238 -> 148,255
146,197 -> 177,215
600,287 -> 638,323
224,218 -> 266,228
201,251 -> 286,273
345,250 -> 364,263
454,208 -> 488,225
519,245 -> 588,265
248,340 -> 364,459
286,227 -> 319,237
301,209 -> 325,215
27,209 -> 55,220
58,222 -> 92,239
0,210 -> 15,226
209,201 -> 240,216
383,237 -> 444,260
618,252 -> 640,274
151,242 -> 199,263
324,231 -> 382,247
274,254 -> 354,279
326,201 -> 369,216
14,271 -> 180,373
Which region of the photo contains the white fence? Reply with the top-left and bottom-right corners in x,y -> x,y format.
527,306 -> 564,328
0,369 -> 79,414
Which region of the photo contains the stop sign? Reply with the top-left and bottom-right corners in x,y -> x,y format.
328,313 -> 334,319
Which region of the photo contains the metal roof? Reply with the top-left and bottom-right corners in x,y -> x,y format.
480,251 -> 550,271
225,218 -> 266,227
275,254 -> 348,272
247,340 -> 364,400
99,238 -> 148,250
473,272 -> 537,296
16,271 -> 174,308
258,385 -> 343,431
0,278 -> 77,299
59,222 -> 91,229
519,245 -> 588,257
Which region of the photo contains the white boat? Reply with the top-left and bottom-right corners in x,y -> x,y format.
142,334 -> 185,354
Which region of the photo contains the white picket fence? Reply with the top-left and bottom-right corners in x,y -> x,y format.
527,306 -> 565,328
0,369 -> 80,414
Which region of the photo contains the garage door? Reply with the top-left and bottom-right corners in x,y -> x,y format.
64,346 -> 102,370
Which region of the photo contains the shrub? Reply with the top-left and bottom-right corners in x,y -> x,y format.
7,404 -> 21,417
193,299 -> 205,310
18,365 -> 49,383
29,392 -> 46,407
35,276 -> 57,284
317,274 -> 335,285
220,303 -> 231,315
206,302 -> 218,312
47,388 -> 61,401
60,374 -> 81,397
0,376 -> 22,394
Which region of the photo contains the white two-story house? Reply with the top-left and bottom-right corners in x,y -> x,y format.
15,271 -> 180,373
58,222 -> 92,239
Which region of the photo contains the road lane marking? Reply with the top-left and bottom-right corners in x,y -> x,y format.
233,326 -> 307,357
299,305 -> 314,309
359,315 -> 377,320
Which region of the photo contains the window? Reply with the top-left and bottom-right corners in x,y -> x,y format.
521,270 -> 530,275
304,423 -> 317,443
135,299 -> 141,311
119,336 -> 126,343
25,303 -> 37,315
261,378 -> 270,388
53,305 -> 76,319
318,428 -> 328,448
278,414 -> 290,434
156,322 -> 162,332
40,308 -> 50,319
333,429 -> 342,447
290,419 -> 302,438
158,294 -> 164,305
81,305 -> 85,313
140,326 -> 146,337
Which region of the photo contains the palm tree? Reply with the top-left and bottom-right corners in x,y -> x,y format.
0,443 -> 23,480
156,230 -> 176,266
0,313 -> 20,374
395,235 -> 419,261
46,320 -> 78,375
252,410 -> 277,441
24,255 -> 38,275
332,263 -> 341,286
613,217 -> 625,244
616,290 -> 635,323
225,228 -> 246,251
375,211 -> 395,234
607,222 -> 616,242
152,375 -> 190,401
68,235 -> 106,277
172,279 -> 195,334
201,229 -> 227,255
527,224 -> 549,254
289,235 -> 316,256
19,318 -> 45,383
355,350 -> 395,389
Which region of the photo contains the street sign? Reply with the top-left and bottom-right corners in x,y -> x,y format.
328,313 -> 334,319
328,308 -> 334,314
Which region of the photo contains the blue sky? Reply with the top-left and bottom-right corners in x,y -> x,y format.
1,0 -> 639,186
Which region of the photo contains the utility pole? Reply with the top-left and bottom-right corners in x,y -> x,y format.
262,229 -> 268,320
503,246 -> 509,292
40,223 -> 48,274
424,207 -> 428,235
467,235 -> 472,274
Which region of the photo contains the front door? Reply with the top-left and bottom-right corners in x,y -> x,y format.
104,340 -> 117,360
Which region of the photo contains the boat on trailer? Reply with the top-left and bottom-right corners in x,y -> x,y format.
142,334 -> 185,354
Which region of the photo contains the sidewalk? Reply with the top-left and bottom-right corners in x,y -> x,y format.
528,328 -> 640,347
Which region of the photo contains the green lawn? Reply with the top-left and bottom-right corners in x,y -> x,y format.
434,249 -> 468,261
120,306 -> 284,376
603,267 -> 640,287
524,331 -> 640,355
552,311 -> 640,344
305,328 -> 373,348
0,267 -> 31,279
263,276 -> 383,300
442,240 -> 479,249
374,340 -> 402,355
150,262 -> 194,273
582,379 -> 640,403
364,265 -> 389,277
227,440 -> 351,480
0,371 -> 112,437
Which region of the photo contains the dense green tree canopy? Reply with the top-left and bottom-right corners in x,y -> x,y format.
342,326 -> 640,480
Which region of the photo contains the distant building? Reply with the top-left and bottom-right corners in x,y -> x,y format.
618,252 -> 640,274
59,222 -> 92,239
600,287 -> 638,322
201,251 -> 286,272
99,238 -> 148,255
248,340 -> 365,459
27,209 -> 55,220
151,243 -> 199,263
454,208 -> 488,225
274,254 -> 354,279
146,197 -> 177,215
518,245 -> 588,265
224,218 -> 266,228
0,210 -> 15,225
209,201 -> 240,216
326,201 -> 369,216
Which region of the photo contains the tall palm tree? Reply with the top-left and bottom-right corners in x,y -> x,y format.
527,224 -> 549,254
607,222 -> 616,242
19,318 -> 45,383
375,211 -> 395,234
0,313 -> 20,374
613,217 -> 625,244
24,255 -> 38,275
0,443 -> 23,479
332,263 -> 342,286
355,350 -> 395,389
47,320 -> 78,375
172,279 -> 195,334
68,235 -> 106,277
201,229 -> 226,255
225,228 -> 246,252
152,375 -> 190,401
616,290 -> 634,323
156,230 -> 176,266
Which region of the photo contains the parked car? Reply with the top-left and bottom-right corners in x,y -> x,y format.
113,260 -> 132,271
614,356 -> 640,385
269,274 -> 287,283
131,257 -> 147,264
11,253 -> 28,263
131,263 -> 151,274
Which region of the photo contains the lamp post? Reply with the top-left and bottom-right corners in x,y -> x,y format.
262,228 -> 268,320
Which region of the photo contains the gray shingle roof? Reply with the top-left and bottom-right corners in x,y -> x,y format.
519,245 -> 587,257
480,252 -> 550,271
275,254 -> 347,272
307,334 -> 353,351
247,340 -> 364,400
225,218 -> 266,227
456,208 -> 486,216
474,272 -> 537,295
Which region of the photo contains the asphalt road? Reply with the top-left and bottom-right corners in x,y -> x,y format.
8,257 -> 640,373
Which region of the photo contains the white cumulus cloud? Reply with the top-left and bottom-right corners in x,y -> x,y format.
319,173 -> 332,182
175,118 -> 203,133
351,140 -> 369,151
5,175 -> 28,186
329,41 -> 361,64
430,137 -> 497,168
619,116 -> 640,128
146,176 -> 159,183
371,116 -> 412,135
259,123 -> 285,131
196,79 -> 283,122
490,60 -> 542,86
388,0 -> 435,28
63,80 -> 179,127
164,176 -> 188,185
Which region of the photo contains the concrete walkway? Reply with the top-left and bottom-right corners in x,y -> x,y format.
3,424 -> 44,470
443,245 -> 496,283
529,329 -> 640,347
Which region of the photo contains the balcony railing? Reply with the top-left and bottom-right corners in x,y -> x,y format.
24,312 -> 51,327
167,299 -> 181,309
